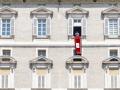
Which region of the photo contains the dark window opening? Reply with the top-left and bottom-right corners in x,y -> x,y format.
110,58 -> 118,61
73,58 -> 82,61
73,26 -> 81,36
2,58 -> 10,61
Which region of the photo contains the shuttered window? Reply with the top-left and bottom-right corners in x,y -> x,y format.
104,18 -> 120,38
38,75 -> 45,88
33,17 -> 51,38
0,18 -> 14,38
1,75 -> 8,88
68,17 -> 87,38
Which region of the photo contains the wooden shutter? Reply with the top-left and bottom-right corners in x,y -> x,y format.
82,18 -> 87,37
68,18 -> 73,36
46,18 -> 51,36
11,18 -> 14,36
104,18 -> 109,37
33,18 -> 37,36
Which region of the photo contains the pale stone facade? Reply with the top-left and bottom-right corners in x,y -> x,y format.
0,0 -> 120,90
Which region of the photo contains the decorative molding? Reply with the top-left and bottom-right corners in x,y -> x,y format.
30,7 -> 53,17
0,6 -> 17,16
102,6 -> 120,18
66,6 -> 89,17
66,55 -> 89,70
0,56 -> 17,69
29,56 -> 53,69
102,56 -> 120,69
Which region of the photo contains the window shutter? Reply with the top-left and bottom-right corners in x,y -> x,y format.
0,19 -> 1,36
118,18 -> 120,36
82,18 -> 87,37
11,18 -> 14,36
46,18 -> 51,36
33,18 -> 37,36
104,18 -> 109,37
68,18 -> 73,36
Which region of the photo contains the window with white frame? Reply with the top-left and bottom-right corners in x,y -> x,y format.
109,49 -> 118,57
104,18 -> 120,38
0,68 -> 14,88
105,68 -> 120,88
69,69 -> 87,88
37,19 -> 47,36
68,17 -> 87,38
32,69 -> 50,88
0,7 -> 16,38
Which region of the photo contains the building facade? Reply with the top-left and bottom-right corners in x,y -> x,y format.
0,0 -> 120,90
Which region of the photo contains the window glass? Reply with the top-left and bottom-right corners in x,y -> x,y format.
38,50 -> 46,57
2,19 -> 11,36
109,49 -> 118,57
38,19 -> 46,36
2,50 -> 11,56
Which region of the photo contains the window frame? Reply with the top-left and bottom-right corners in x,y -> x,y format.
0,48 -> 12,57
108,48 -> 119,57
36,48 -> 48,58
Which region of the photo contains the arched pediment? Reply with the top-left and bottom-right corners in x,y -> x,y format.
66,55 -> 89,69
30,7 -> 53,16
29,56 -> 53,69
66,6 -> 89,16
102,6 -> 120,15
0,56 -> 17,68
0,6 -> 17,15
102,56 -> 120,69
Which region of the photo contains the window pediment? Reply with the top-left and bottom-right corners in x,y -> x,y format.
29,56 -> 53,69
66,6 -> 89,16
102,57 -> 120,69
31,7 -> 53,16
66,55 -> 89,69
0,7 -> 17,16
102,7 -> 120,17
0,56 -> 17,68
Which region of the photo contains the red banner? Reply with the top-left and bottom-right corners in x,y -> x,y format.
74,35 -> 81,55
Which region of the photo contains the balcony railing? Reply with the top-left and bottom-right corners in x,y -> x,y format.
67,88 -> 88,90
0,88 -> 15,90
31,88 -> 51,90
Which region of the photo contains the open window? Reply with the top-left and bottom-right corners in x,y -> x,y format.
66,6 -> 88,39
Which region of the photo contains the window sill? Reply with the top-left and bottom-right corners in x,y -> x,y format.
31,88 -> 51,90
68,35 -> 86,39
0,35 -> 14,39
104,35 -> 120,39
104,88 -> 120,90
67,88 -> 88,90
33,35 -> 50,39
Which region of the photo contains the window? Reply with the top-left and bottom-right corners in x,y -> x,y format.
109,49 -> 118,57
2,50 -> 11,56
69,69 -> 87,88
68,18 -> 86,38
0,68 -> 14,88
38,75 -> 45,88
74,75 -> 81,88
1,19 -> 11,37
31,7 -> 52,39
0,7 -> 16,39
38,19 -> 47,36
109,19 -> 118,36
1,75 -> 8,88
38,50 -> 46,57
105,68 -> 120,88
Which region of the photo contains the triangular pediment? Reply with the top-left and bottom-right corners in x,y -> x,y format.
66,6 -> 89,15
103,56 -> 120,63
102,6 -> 120,15
0,7 -> 17,15
31,7 -> 53,15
